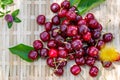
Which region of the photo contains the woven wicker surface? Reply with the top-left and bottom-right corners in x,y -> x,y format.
0,0 -> 120,80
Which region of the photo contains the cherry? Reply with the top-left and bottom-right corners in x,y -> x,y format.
87,46 -> 99,57
72,39 -> 83,50
40,48 -> 48,57
70,65 -> 81,75
69,6 -> 77,12
5,14 -> 13,22
87,38 -> 96,46
52,15 -> 60,25
66,11 -> 77,21
96,40 -> 105,50
33,40 -> 43,50
88,19 -> 98,29
101,61 -> 112,68
47,40 -> 57,48
28,50 -> 38,60
54,68 -> 64,76
103,33 -> 113,42
67,25 -> 78,37
44,22 -> 52,32
86,57 -> 96,66
61,0 -> 70,9
83,32 -> 92,41
92,30 -> 101,39
58,9 -> 67,18
72,35 -> 81,40
60,24 -> 67,32
40,31 -> 50,42
37,15 -> 46,25
78,25 -> 89,35
95,24 -> 103,31
62,19 -> 70,25
48,48 -> 58,58
50,3 -> 60,13
75,49 -> 85,58
75,57 -> 85,65
68,54 -> 75,60
56,57 -> 67,67
58,49 -> 68,58
89,66 -> 99,77
77,19 -> 87,26
55,35 -> 65,46
85,13 -> 94,22
65,42 -> 73,52
75,15 -> 82,22
51,28 -> 60,37
46,57 -> 55,67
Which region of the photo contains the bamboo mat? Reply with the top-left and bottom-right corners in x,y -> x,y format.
0,0 -> 120,80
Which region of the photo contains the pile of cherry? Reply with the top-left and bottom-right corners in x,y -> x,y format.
28,0 -> 114,77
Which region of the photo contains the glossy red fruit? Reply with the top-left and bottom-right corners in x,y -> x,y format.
87,38 -> 96,46
85,13 -> 94,22
101,61 -> 112,68
52,15 -> 60,25
95,24 -> 103,31
54,68 -> 64,76
58,49 -> 68,58
51,28 -> 60,37
78,25 -> 89,35
46,57 -> 55,67
45,22 -> 52,32
56,57 -> 67,67
103,33 -> 113,42
65,42 -> 73,52
70,65 -> 81,75
40,48 -> 48,57
69,6 -> 77,12
66,11 -> 77,21
88,19 -> 98,29
77,19 -> 87,26
62,19 -> 70,25
60,24 -> 67,32
92,30 -> 101,39
33,40 -> 43,50
83,32 -> 92,41
72,35 -> 81,40
86,57 -> 96,66
49,49 -> 58,58
96,40 -> 105,50
87,46 -> 99,57
72,39 -> 83,50
50,3 -> 60,13
47,40 -> 57,48
55,35 -> 65,46
28,50 -> 38,60
58,9 -> 67,18
68,54 -> 75,60
67,25 -> 78,37
75,49 -> 85,58
89,66 -> 99,77
37,15 -> 46,25
61,0 -> 70,9
40,31 -> 50,42
75,57 -> 85,65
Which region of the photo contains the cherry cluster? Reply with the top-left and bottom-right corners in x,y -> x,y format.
28,0 -> 113,77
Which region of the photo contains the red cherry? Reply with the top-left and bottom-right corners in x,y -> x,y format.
87,46 -> 99,57
83,32 -> 92,41
70,65 -> 81,75
54,68 -> 64,76
67,25 -> 78,37
28,50 -> 38,60
49,49 -> 58,58
89,66 -> 99,77
33,40 -> 43,50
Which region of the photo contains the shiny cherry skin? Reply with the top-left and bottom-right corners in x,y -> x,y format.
65,42 -> 73,52
46,57 -> 55,67
51,28 -> 60,37
70,65 -> 81,75
28,50 -> 38,60
89,66 -> 99,77
40,31 -> 50,42
103,33 -> 113,42
101,61 -> 112,68
50,3 -> 60,13
68,54 -> 75,60
58,49 -> 68,58
92,30 -> 101,39
44,22 -> 52,32
66,11 -> 77,21
62,19 -> 70,25
88,19 -> 99,29
67,25 -> 78,37
77,19 -> 87,26
48,48 -> 58,58
78,25 -> 89,35
61,0 -> 70,9
58,9 -> 67,18
75,57 -> 85,65
75,49 -> 85,58
47,39 -> 57,48
52,15 -> 60,25
55,35 -> 65,46
86,57 -> 96,66
72,39 -> 83,50
85,13 -> 94,22
87,38 -> 96,46
37,15 -> 46,25
40,48 -> 48,57
60,24 -> 67,32
69,6 -> 77,12
87,46 -> 99,57
54,68 -> 64,76
83,32 -> 92,41
96,40 -> 105,50
56,57 -> 67,68
33,40 -> 43,50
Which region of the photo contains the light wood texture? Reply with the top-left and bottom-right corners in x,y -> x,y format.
0,0 -> 120,80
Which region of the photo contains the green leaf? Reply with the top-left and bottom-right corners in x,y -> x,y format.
1,0 -> 13,9
0,11 -> 4,14
13,17 -> 21,23
9,44 -> 34,62
7,22 -> 13,29
6,10 -> 11,14
70,0 -> 81,6
0,14 -> 4,18
12,9 -> 20,17
77,0 -> 105,15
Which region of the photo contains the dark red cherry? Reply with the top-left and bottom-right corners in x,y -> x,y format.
50,3 -> 60,13
69,6 -> 77,12
78,25 -> 89,35
52,15 -> 60,25
55,35 -> 65,46
47,40 -> 57,48
46,57 -> 55,67
61,0 -> 70,9
60,24 -> 67,32
54,68 -> 64,76
62,19 -> 70,25
66,11 -> 77,21
96,40 -> 105,50
87,38 -> 96,46
103,33 -> 113,42
40,48 -> 48,57
86,57 -> 96,66
88,19 -> 98,29
67,25 -> 78,37
87,46 -> 99,57
101,61 -> 112,68
58,49 -> 68,58
68,54 -> 75,60
75,49 -> 85,58
85,13 -> 94,22
89,66 -> 99,77
40,31 -> 50,42
56,57 -> 67,67
33,40 -> 43,50
58,9 -> 67,18
75,57 -> 85,65
28,50 -> 38,60
92,30 -> 101,39
48,48 -> 58,58
51,28 -> 60,37
70,65 -> 81,75
83,32 -> 92,41
65,42 -> 73,52
44,22 -> 52,32
37,15 -> 46,25
77,19 -> 87,26
72,35 -> 81,40
72,39 -> 83,50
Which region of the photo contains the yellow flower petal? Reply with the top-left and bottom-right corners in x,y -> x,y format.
99,46 -> 120,62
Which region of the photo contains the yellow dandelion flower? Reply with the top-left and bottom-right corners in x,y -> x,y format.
99,46 -> 120,62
